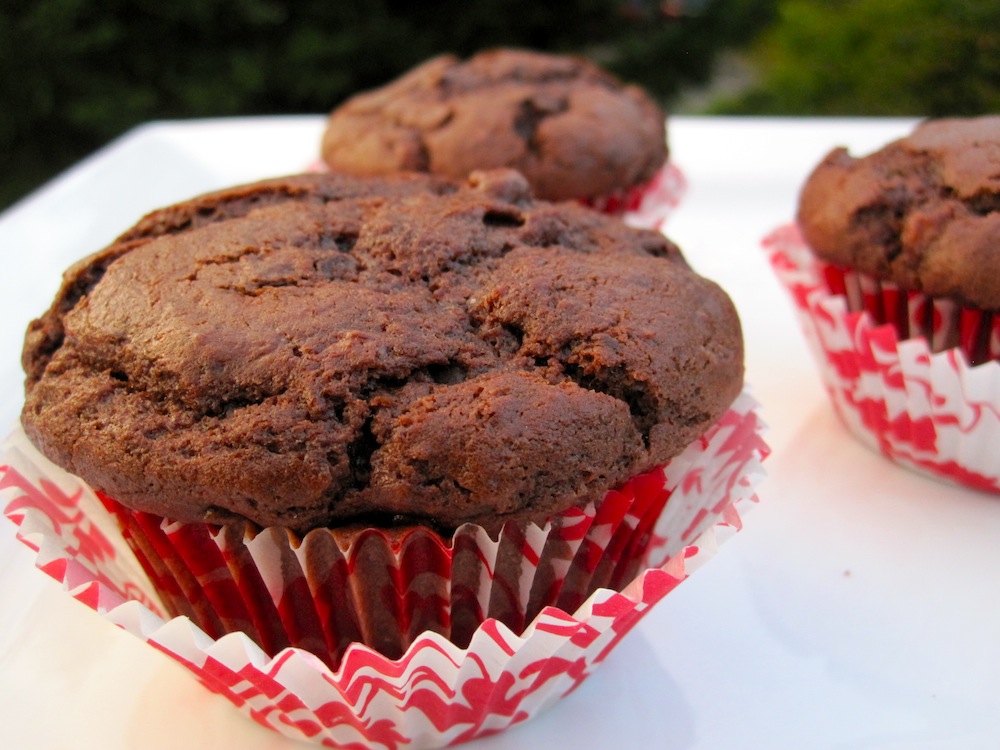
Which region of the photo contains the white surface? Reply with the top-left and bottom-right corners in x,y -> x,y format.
2,116 -> 999,749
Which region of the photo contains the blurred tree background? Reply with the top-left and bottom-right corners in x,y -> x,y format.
718,0 -> 1000,115
2,0 -> 998,211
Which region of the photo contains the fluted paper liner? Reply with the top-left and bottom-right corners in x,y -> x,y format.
766,223 -> 1000,494
579,161 -> 687,231
2,389 -> 765,748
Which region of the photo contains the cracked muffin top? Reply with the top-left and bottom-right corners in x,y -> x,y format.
797,115 -> 1000,309
320,48 -> 668,202
21,169 -> 742,534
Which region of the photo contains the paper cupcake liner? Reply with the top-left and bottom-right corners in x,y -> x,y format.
766,223 -> 1000,493
304,160 -> 686,232
579,161 -> 687,231
97,458 -> 679,671
2,389 -> 766,748
816,261 -> 1000,367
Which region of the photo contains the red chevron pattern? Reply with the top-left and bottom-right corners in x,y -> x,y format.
765,223 -> 1000,494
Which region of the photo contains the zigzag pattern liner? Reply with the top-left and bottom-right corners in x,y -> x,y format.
2,390 -> 765,748
98,463 -> 675,670
766,223 -> 1000,494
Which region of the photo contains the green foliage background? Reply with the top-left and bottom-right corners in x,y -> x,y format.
721,0 -> 1000,115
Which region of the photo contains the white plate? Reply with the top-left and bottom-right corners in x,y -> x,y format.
2,116 -> 999,749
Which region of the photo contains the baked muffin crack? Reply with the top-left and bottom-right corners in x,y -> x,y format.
22,170 -> 743,532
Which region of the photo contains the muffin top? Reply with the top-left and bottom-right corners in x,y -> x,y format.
22,169 -> 742,534
797,115 -> 1000,309
320,48 -> 668,202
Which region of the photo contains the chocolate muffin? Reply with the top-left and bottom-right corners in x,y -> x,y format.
320,48 -> 669,205
766,115 -> 1000,495
798,115 -> 1000,312
22,168 -> 742,535
18,167 -> 753,670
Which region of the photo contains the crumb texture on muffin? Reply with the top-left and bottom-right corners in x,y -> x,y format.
797,115 -> 1000,309
321,49 -> 667,202
22,169 -> 742,532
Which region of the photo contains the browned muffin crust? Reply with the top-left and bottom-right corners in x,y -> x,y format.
320,48 -> 668,202
797,116 -> 1000,309
22,169 -> 742,534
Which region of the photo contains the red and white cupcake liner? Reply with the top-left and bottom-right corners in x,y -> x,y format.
2,389 -> 765,748
815,256 -> 1000,367
96,460 -> 686,671
766,223 -> 1000,493
579,161 -> 687,232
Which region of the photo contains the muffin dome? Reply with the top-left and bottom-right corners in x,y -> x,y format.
22,169 -> 742,533
321,48 -> 668,202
